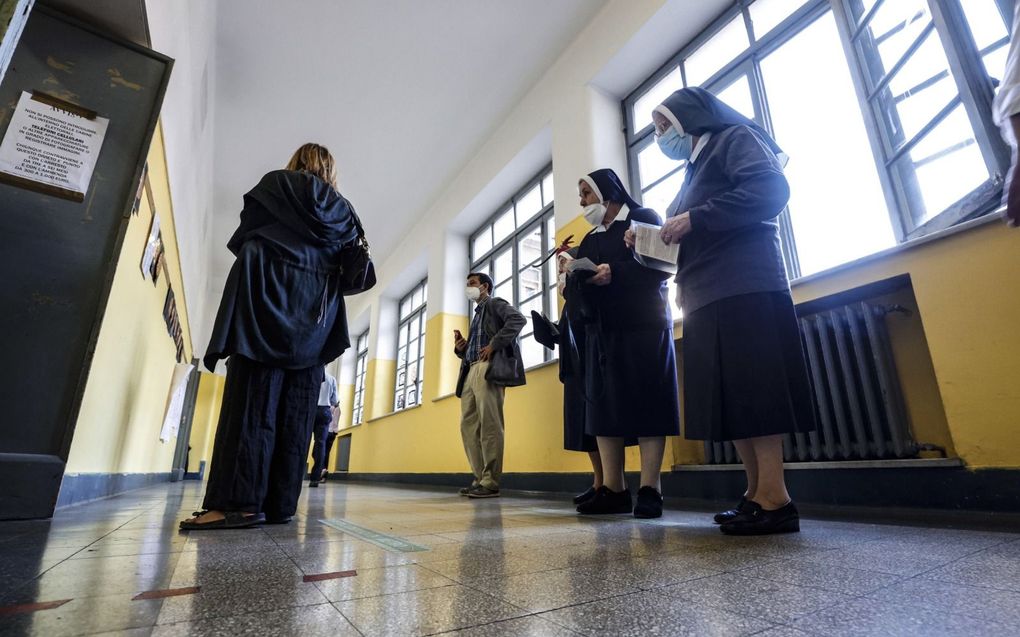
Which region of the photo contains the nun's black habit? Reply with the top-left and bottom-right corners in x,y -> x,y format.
655,88 -> 815,442
565,169 -> 681,440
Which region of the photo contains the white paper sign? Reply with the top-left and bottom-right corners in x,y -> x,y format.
0,91 -> 109,198
160,363 -> 194,442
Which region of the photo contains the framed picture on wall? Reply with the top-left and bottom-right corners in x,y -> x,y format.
140,212 -> 160,279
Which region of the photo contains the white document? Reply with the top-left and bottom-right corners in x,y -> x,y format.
632,219 -> 680,263
160,363 -> 195,442
0,92 -> 109,198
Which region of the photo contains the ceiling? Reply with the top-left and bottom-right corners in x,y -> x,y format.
207,0 -> 608,286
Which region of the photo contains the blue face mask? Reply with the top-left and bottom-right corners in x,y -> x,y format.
657,127 -> 693,161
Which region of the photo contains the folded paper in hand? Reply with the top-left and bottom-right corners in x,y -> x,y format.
631,220 -> 678,274
566,257 -> 599,273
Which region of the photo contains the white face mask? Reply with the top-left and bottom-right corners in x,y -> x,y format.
465,286 -> 481,302
583,202 -> 607,227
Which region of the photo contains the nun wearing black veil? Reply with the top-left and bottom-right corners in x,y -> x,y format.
644,87 -> 816,535
564,168 -> 681,519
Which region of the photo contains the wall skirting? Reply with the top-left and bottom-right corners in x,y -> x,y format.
330,466 -> 1020,514
56,472 -> 172,509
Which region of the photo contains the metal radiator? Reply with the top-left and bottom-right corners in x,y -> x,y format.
704,301 -> 917,464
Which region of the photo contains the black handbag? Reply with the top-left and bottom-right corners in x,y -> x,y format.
339,208 -> 377,296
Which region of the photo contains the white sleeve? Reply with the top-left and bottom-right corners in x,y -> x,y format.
993,2 -> 1020,140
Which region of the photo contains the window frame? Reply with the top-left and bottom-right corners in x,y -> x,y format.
469,165 -> 558,369
394,278 -> 427,412
622,0 -> 1009,277
352,330 -> 369,425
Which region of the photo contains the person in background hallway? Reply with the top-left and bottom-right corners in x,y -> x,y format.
309,370 -> 339,487
993,0 -> 1020,228
648,88 -> 816,535
454,272 -> 527,498
322,402 -> 342,478
181,143 -> 362,530
569,168 -> 680,519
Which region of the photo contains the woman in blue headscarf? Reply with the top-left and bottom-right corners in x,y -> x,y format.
645,87 -> 815,535
564,168 -> 681,519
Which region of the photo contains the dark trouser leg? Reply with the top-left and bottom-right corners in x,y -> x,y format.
202,357 -> 282,513
309,407 -> 332,479
323,432 -> 338,471
262,365 -> 323,519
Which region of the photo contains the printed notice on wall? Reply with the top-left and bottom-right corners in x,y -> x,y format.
0,91 -> 109,202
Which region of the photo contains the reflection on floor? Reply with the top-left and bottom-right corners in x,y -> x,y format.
1,481 -> 1019,636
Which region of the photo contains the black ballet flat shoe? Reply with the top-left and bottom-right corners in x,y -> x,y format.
634,486 -> 663,519
577,486 -> 632,515
713,497 -> 750,524
720,501 -> 800,536
573,486 -> 598,505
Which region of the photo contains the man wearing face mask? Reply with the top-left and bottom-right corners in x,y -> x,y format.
453,272 -> 527,498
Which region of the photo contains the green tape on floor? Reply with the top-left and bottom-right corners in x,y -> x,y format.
319,518 -> 430,553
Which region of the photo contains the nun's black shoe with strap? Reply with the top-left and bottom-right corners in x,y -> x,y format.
634,486 -> 664,519
576,486 -> 632,515
720,501 -> 800,535
573,486 -> 598,505
713,497 -> 750,524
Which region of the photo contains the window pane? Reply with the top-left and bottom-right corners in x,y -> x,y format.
397,345 -> 407,367
421,282 -> 428,306
407,359 -> 419,385
685,15 -> 750,87
542,173 -> 555,206
494,248 -> 513,283
960,0 -> 1008,51
411,286 -> 423,310
632,66 -> 683,132
519,293 -> 543,318
398,322 -> 409,346
493,208 -> 514,244
638,138 -> 680,187
984,42 -> 1009,81
518,225 -> 542,271
545,215 -> 555,251
896,105 -> 988,225
748,0 -> 811,40
547,287 -> 560,323
761,11 -> 895,276
471,227 -> 492,261
399,297 -> 411,320
876,28 -> 958,148
495,279 -> 513,302
545,245 -> 556,288
712,73 -> 755,120
859,0 -> 932,81
520,333 -> 544,369
516,184 -> 542,225
473,261 -> 490,278
641,168 -> 686,217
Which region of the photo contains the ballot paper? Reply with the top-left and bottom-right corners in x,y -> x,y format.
566,257 -> 599,273
631,219 -> 679,274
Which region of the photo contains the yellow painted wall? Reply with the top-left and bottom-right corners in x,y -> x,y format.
344,310 -> 676,475
187,372 -> 225,474
338,217 -> 1020,476
64,123 -> 195,475
789,221 -> 1020,469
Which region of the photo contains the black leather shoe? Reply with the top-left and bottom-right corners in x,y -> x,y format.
577,486 -> 632,515
713,497 -> 749,524
720,501 -> 800,535
573,486 -> 598,505
634,486 -> 663,519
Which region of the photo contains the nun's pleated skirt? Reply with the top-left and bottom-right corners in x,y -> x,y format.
682,291 -> 816,442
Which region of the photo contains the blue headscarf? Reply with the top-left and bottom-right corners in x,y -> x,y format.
580,168 -> 640,208
655,87 -> 786,163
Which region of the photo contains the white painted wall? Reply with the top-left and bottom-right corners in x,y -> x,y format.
145,0 -> 219,355
344,0 -> 728,344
